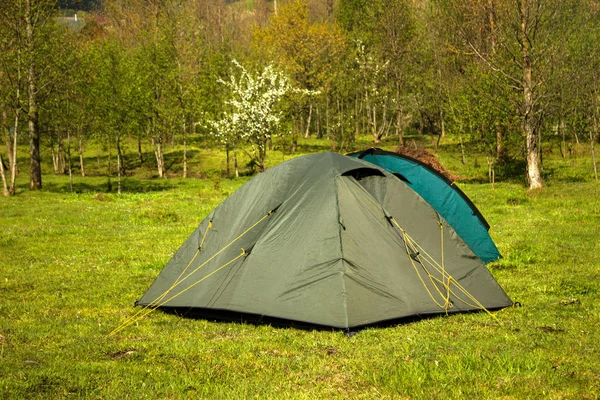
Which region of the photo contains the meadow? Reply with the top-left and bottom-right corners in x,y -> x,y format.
1,138 -> 599,399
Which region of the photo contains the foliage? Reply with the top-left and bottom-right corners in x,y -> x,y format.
2,0 -> 598,187
210,61 -> 292,171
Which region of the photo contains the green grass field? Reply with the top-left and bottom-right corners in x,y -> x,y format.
1,138 -> 599,398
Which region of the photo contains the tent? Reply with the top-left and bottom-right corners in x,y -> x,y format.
348,148 -> 501,264
137,152 -> 511,329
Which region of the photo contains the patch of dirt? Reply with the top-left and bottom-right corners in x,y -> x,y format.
108,350 -> 136,360
538,325 -> 565,333
394,145 -> 458,181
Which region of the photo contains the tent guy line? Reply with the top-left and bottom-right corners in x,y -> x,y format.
389,215 -> 501,324
109,209 -> 278,336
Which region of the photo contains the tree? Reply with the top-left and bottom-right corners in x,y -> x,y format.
211,61 -> 291,172
336,0 -> 416,145
439,0 -> 580,189
24,0 -> 59,189
549,2 -> 600,180
41,24 -> 82,192
254,0 -> 346,143
0,0 -> 27,195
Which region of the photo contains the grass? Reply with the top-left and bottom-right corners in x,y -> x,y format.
1,136 -> 599,398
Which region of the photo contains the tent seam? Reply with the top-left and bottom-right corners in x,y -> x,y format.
333,174 -> 349,329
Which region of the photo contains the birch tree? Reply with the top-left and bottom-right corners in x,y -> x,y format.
440,0 -> 578,189
0,0 -> 27,195
24,0 -> 58,189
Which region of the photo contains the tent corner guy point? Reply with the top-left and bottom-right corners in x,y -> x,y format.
117,150 -> 512,333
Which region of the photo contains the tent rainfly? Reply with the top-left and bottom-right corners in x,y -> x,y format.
348,148 -> 501,264
137,152 -> 512,329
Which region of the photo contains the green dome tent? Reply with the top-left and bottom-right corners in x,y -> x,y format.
137,152 -> 511,329
348,148 -> 501,264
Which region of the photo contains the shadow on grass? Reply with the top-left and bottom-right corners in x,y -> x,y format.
460,157 -> 528,185
76,149 -> 203,177
39,177 -> 186,194
156,306 -> 509,336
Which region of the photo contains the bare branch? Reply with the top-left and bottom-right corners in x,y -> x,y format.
467,40 -> 522,88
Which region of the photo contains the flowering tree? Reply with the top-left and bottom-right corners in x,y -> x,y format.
211,61 -> 291,173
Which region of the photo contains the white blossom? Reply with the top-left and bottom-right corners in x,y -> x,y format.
209,61 -> 292,168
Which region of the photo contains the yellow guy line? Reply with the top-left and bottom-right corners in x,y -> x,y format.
389,216 -> 501,324
109,209 -> 275,336
108,221 -> 212,335
395,220 -> 466,302
157,221 -> 213,303
401,231 -> 489,312
109,249 -> 246,336
439,221 -> 451,311
401,232 -> 448,309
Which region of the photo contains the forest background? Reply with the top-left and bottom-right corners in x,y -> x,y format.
1,0 -> 599,195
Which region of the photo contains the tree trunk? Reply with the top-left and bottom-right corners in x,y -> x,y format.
4,111 -> 15,177
78,133 -> 85,177
325,102 -> 330,140
116,135 -> 122,194
361,98 -> 366,138
372,105 -> 378,143
592,116 -> 598,183
259,137 -> 266,172
487,0 -> 497,55
25,0 -> 42,190
520,1 -> 543,190
396,108 -> 404,146
51,137 -> 59,173
9,109 -> 19,195
107,135 -> 112,176
225,142 -> 230,177
524,99 -> 542,188
355,94 -> 359,141
304,102 -> 313,139
435,131 -> 442,151
97,142 -> 101,170
339,97 -> 345,148
27,90 -> 42,188
5,127 -> 14,177
326,0 -> 334,17
67,129 -> 73,194
395,84 -> 403,146
460,134 -> 467,165
183,122 -> 188,178
560,119 -> 566,158
59,137 -> 66,174
487,157 -> 495,190
233,145 -> 239,178
496,122 -> 504,160
152,137 -> 165,178
316,106 -> 321,139
0,154 -> 8,196
138,134 -> 144,166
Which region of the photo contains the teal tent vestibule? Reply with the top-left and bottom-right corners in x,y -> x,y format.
348,148 -> 501,264
137,152 -> 511,329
